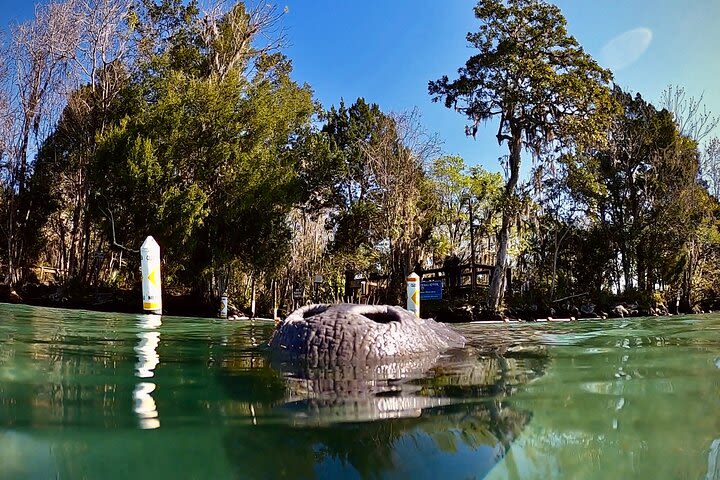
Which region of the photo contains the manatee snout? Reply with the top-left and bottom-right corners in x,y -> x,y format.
269,303 -> 466,367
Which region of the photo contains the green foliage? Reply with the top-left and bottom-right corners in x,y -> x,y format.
26,66 -> 135,279
563,87 -> 702,293
427,155 -> 502,262
317,99 -> 439,302
322,98 -> 390,265
90,4 -> 315,298
515,84 -> 720,314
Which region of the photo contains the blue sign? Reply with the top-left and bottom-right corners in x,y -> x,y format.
420,280 -> 443,300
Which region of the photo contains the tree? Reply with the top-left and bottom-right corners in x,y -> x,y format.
90,2 -> 314,302
428,155 -> 502,265
31,0 -> 134,281
29,73 -> 133,278
684,194 -> 720,308
3,0 -> 79,283
321,98 -> 389,296
564,87 -> 704,308
703,137 -> 720,199
0,35 -> 11,203
199,1 -> 286,80
320,100 -> 440,303
524,163 -> 582,300
660,85 -> 718,144
429,0 -> 616,312
360,109 -> 439,303
0,41 -> 10,160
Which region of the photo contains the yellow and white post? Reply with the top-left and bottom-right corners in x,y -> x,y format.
140,236 -> 162,315
406,272 -> 420,317
220,293 -> 229,319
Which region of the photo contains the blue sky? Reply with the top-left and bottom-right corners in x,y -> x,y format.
1,0 -> 718,175
281,0 -> 720,174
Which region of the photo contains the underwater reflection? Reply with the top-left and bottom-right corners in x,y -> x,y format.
276,355 -> 538,424
224,403 -> 528,480
276,354 -> 443,424
478,318 -> 720,480
0,430 -> 57,478
221,351 -> 547,479
0,307 -> 135,428
707,439 -> 720,480
133,315 -> 161,429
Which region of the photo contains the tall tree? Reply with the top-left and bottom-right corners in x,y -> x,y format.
429,0 -> 616,312
321,100 -> 440,303
0,38 -> 11,190
525,163 -> 584,300
703,138 -> 720,199
39,0 -> 134,281
3,0 -> 79,283
322,98 -> 388,295
360,109 -> 439,303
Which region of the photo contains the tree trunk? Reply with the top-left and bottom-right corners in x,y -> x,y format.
344,268 -> 355,301
550,241 -> 559,300
488,132 -> 521,312
80,207 -> 92,282
387,242 -> 409,306
636,244 -> 646,293
68,194 -> 82,276
550,227 -> 569,300
620,245 -> 632,291
488,216 -> 510,311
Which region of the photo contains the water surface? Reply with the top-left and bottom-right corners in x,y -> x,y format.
1,304 -> 719,479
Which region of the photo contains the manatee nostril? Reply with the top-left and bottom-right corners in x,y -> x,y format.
363,311 -> 401,324
301,305 -> 329,319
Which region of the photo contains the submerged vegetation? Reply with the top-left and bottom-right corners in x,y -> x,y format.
0,0 -> 718,317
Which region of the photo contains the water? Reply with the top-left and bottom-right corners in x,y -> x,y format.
1,304 -> 719,479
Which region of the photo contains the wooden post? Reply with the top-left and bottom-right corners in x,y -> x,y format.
220,293 -> 228,319
250,276 -> 256,318
272,279 -> 278,320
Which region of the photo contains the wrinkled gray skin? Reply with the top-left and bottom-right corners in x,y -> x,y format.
269,303 -> 466,367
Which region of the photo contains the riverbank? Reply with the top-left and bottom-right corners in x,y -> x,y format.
0,282 -> 715,323
0,283 -> 223,319
421,294 -> 719,323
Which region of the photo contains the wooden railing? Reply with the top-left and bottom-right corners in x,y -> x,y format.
350,262 -> 511,297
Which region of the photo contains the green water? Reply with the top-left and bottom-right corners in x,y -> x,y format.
0,304 -> 719,479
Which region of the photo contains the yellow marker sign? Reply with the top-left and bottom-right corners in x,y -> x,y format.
148,269 -> 159,288
406,272 -> 420,317
143,302 -> 161,311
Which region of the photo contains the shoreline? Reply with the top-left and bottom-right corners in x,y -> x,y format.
0,281 -> 710,323
0,284 -> 221,319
